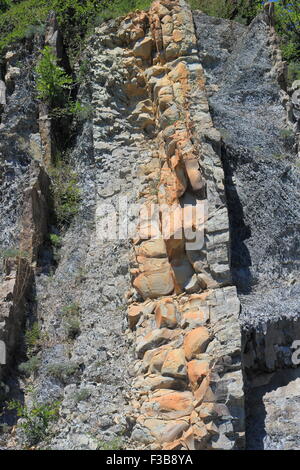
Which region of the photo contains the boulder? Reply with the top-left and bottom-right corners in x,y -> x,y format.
136,328 -> 175,358
184,327 -> 211,360
161,348 -> 187,379
155,298 -> 178,328
145,391 -> 194,419
187,359 -> 210,389
133,37 -> 153,60
133,259 -> 175,299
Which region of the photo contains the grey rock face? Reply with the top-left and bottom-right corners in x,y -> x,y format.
0,43 -> 42,252
194,10 -> 300,449
194,11 -> 300,313
246,368 -> 300,450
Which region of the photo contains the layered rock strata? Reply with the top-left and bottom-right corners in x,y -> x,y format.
122,0 -> 244,450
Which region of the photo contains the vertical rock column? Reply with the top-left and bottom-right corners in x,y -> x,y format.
124,0 -> 244,450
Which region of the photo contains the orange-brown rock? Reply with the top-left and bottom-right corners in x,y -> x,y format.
140,417 -> 189,443
180,427 -> 195,450
183,327 -> 211,360
192,422 -> 209,448
136,238 -> 167,258
133,259 -> 175,299
147,391 -> 194,419
149,348 -> 169,373
181,309 -> 209,328
134,374 -> 184,392
163,439 -> 185,450
128,304 -> 143,329
160,420 -> 189,443
161,348 -> 186,378
187,359 -> 210,389
136,327 -> 176,358
133,37 -> 153,60
194,376 -> 215,406
155,298 -> 178,328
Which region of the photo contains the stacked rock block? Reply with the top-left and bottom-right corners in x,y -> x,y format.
124,0 -> 244,449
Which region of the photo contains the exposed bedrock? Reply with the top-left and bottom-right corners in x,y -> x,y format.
0,0 -> 299,451
193,6 -> 300,450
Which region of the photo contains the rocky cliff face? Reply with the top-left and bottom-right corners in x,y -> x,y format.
194,4 -> 300,449
0,0 -> 299,451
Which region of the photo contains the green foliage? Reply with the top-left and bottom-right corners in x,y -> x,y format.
188,0 -> 263,22
0,247 -> 30,259
0,0 -> 11,14
49,161 -> 81,228
97,436 -> 123,450
18,355 -> 41,377
46,361 -> 79,383
7,400 -> 60,446
0,1 -> 152,58
275,0 -> 300,62
36,46 -> 72,107
62,302 -> 81,339
188,0 -> 232,18
68,101 -> 94,121
72,388 -> 91,403
24,322 -> 42,355
49,233 -> 62,248
279,127 -> 294,139
288,61 -> 300,84
0,0 -> 49,53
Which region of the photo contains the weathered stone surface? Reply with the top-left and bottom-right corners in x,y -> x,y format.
161,348 -> 186,378
133,260 -> 175,299
184,327 -> 211,360
155,298 -> 178,328
137,239 -> 167,258
143,390 -> 194,419
136,328 -> 176,358
128,304 -> 143,329
133,37 -> 153,60
187,360 -> 210,389
0,0 -> 248,452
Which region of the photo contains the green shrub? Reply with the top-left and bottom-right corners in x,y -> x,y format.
24,322 -> 42,355
97,436 -> 123,450
279,128 -> 294,139
188,0 -> 263,22
62,303 -> 81,339
49,161 -> 81,228
47,361 -> 79,383
7,400 -> 60,446
18,355 -> 41,377
0,0 -> 49,53
287,62 -> 300,86
36,46 -> 72,107
69,101 -> 94,121
49,233 -> 62,248
188,0 -> 231,17
0,247 -> 30,259
0,1 -> 152,59
275,1 -> 300,63
72,388 -> 91,403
